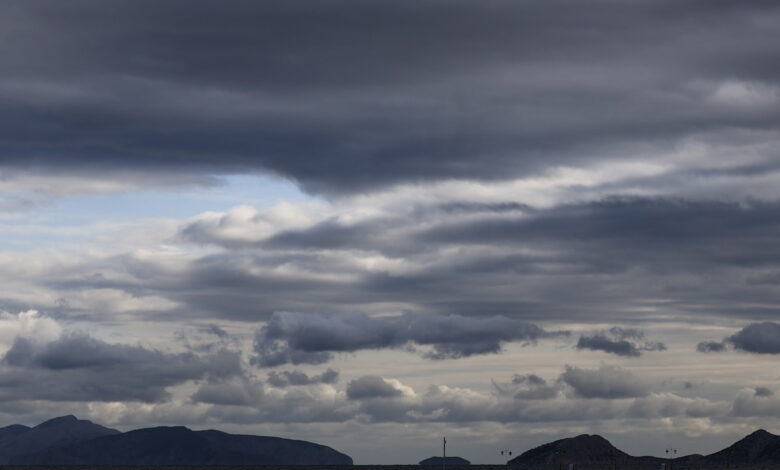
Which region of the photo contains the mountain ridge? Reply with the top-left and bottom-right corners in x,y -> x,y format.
0,416 -> 352,466
509,428 -> 780,469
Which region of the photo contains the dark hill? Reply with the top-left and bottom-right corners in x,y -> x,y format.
0,415 -> 119,463
509,434 -> 628,467
420,456 -> 471,465
509,430 -> 780,470
700,429 -> 780,466
0,424 -> 31,446
0,416 -> 352,466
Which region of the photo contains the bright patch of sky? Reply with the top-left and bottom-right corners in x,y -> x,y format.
0,174 -> 314,250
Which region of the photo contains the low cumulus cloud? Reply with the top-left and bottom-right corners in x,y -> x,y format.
346,376 -> 409,401
561,364 -> 649,399
251,311 -> 568,367
697,322 -> 780,354
267,368 -> 339,388
576,327 -> 667,357
510,374 -> 560,400
732,387 -> 780,417
191,377 -> 265,407
247,369 -> 726,424
80,368 -> 735,426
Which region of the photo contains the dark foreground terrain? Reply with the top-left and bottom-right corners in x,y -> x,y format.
4,466 -> 780,470
7,416 -> 780,469
507,429 -> 780,470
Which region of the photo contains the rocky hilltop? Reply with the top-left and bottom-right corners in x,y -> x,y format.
508,434 -> 628,468
0,415 -> 352,466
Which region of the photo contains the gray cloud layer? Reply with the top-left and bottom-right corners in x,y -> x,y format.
577,327 -> 667,357
561,365 -> 649,399
0,333 -> 241,402
0,1 -> 778,194
166,197 -> 780,326
1,1 -> 780,458
251,312 -> 567,367
697,322 -> 780,354
267,369 -> 339,388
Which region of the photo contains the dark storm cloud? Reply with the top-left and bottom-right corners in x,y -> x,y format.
697,322 -> 780,354
561,365 -> 649,399
267,368 -> 339,388
755,387 -> 774,397
422,198 -> 780,258
576,327 -> 667,357
697,341 -> 728,353
0,1 -> 779,193
251,311 -> 567,367
577,335 -> 639,356
0,333 -> 242,402
729,322 -> 780,353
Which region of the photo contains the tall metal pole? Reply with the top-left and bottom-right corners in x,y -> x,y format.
443,437 -> 446,470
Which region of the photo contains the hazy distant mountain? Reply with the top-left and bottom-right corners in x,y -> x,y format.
419,456 -> 471,465
0,416 -> 352,465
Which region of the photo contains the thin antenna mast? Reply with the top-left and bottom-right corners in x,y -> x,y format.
443,437 -> 447,470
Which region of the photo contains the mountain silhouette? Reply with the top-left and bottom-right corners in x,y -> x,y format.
0,416 -> 352,465
698,429 -> 780,466
509,434 -> 629,467
0,424 -> 31,445
0,415 -> 119,463
509,430 -> 780,469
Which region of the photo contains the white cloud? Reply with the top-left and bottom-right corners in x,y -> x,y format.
0,310 -> 62,351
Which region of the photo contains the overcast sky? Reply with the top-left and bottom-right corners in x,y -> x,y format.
1,0 -> 780,464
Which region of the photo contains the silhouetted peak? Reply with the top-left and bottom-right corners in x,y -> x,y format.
572,434 -> 609,443
747,429 -> 775,439
560,434 -> 617,452
727,428 -> 778,449
0,424 -> 30,433
509,432 -> 624,467
35,415 -> 80,428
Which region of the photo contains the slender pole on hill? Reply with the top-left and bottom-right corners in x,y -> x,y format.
442,437 -> 447,470
666,448 -> 677,470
